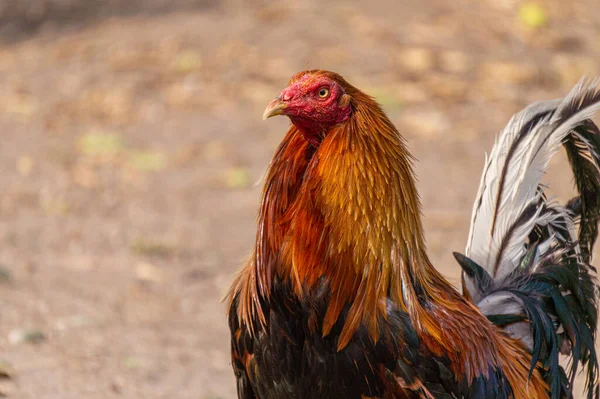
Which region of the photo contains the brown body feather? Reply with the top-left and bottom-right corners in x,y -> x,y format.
228,71 -> 549,398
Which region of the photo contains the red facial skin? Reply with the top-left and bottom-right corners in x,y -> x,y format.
277,74 -> 353,146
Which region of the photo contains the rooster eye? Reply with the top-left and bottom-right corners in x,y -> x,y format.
317,87 -> 330,98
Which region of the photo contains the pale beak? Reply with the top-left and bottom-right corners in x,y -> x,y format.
262,97 -> 287,120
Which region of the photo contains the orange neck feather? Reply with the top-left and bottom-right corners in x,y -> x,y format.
232,86 -> 458,344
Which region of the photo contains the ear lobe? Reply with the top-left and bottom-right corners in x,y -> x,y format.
338,94 -> 351,108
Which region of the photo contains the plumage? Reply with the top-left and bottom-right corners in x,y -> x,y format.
227,70 -> 600,398
461,78 -> 600,399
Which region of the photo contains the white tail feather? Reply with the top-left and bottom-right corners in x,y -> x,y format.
465,79 -> 600,294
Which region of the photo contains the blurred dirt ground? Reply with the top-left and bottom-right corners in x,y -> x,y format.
0,0 -> 599,398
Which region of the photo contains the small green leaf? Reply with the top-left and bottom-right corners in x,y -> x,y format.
519,3 -> 548,28
127,151 -> 167,172
23,329 -> 46,344
172,51 -> 202,74
78,132 -> 124,156
8,328 -> 46,345
123,356 -> 143,369
225,167 -> 251,189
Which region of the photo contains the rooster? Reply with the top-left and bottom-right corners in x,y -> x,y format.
227,70 -> 600,398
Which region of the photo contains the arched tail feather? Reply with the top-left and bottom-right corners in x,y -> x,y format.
461,78 -> 600,399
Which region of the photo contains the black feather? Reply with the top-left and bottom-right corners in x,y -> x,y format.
565,121 -> 600,263
453,252 -> 493,293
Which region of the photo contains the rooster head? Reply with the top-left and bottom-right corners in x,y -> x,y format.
263,70 -> 353,146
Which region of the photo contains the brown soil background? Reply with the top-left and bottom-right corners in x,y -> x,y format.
0,0 -> 599,398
